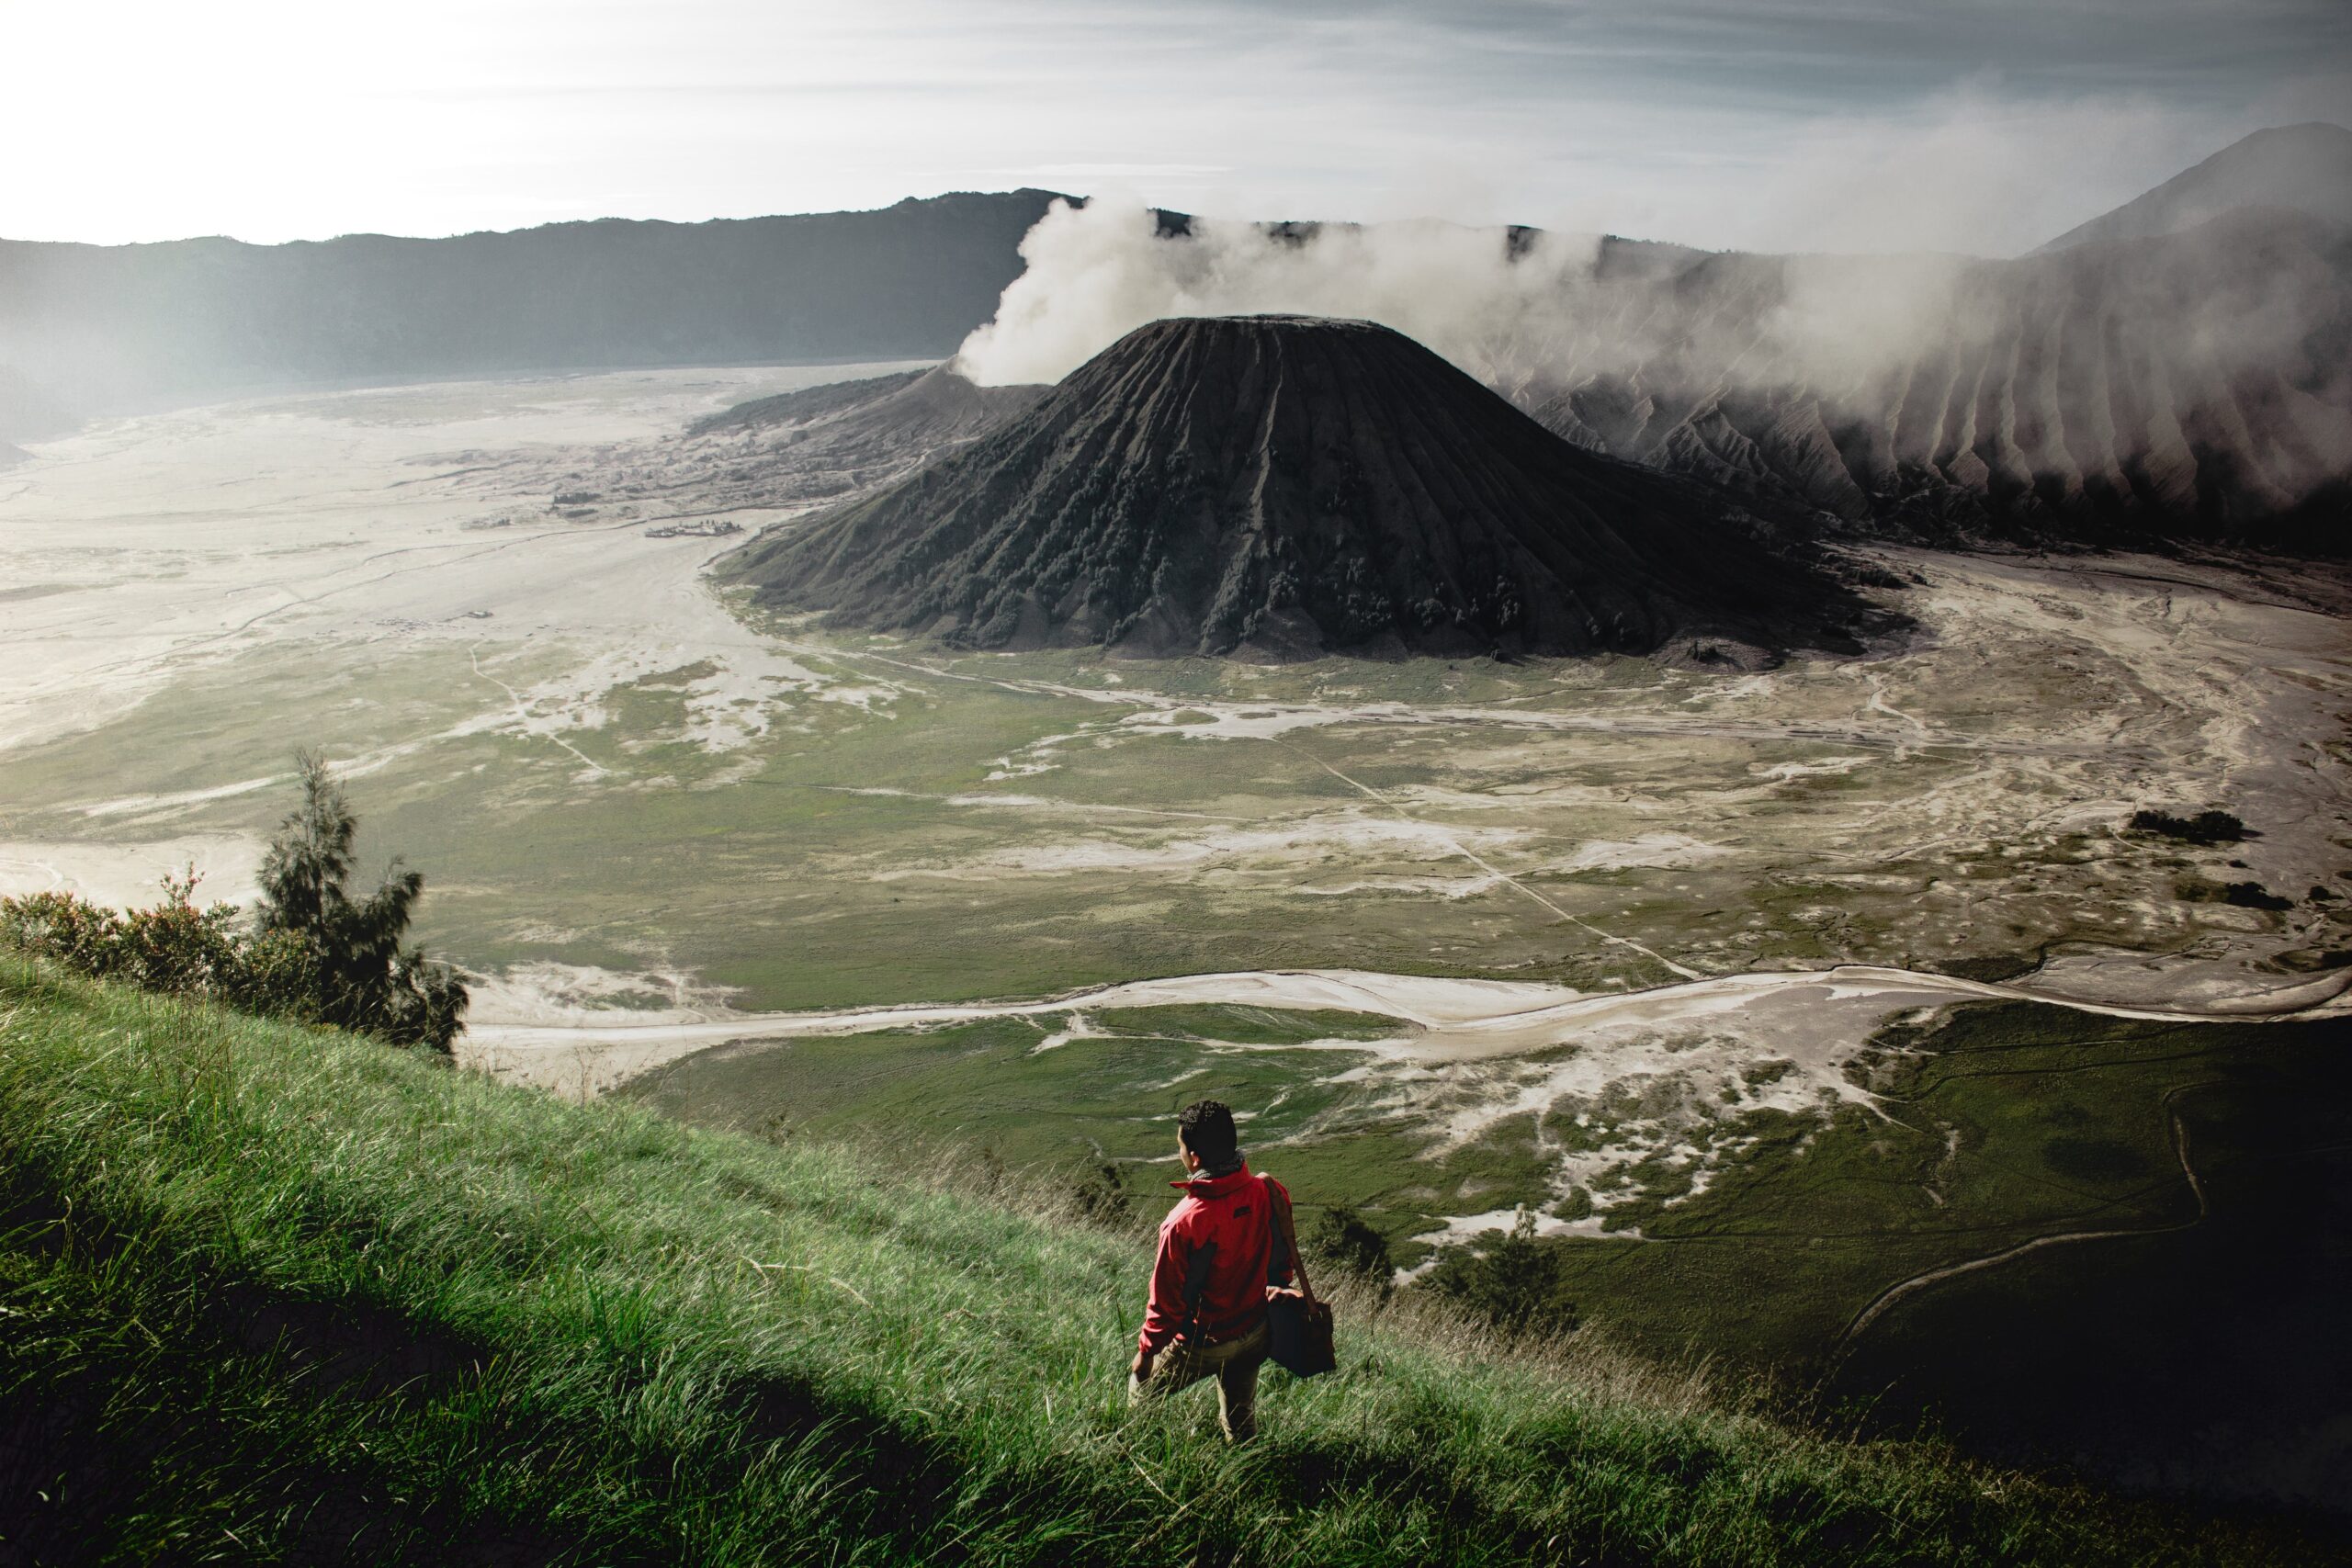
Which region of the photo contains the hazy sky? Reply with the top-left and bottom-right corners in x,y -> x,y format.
7,0 -> 2347,254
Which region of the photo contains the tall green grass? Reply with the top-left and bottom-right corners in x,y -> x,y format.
0,955 -> 2325,1565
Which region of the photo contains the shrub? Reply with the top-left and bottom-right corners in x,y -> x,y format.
1419,1207 -> 1580,1337
1069,1162 -> 1131,1228
0,755 -> 467,1051
0,888 -> 125,975
112,867 -> 245,996
2127,808 -> 2246,846
0,871 -> 256,1005
228,925 -> 329,1021
1306,1203 -> 1395,1298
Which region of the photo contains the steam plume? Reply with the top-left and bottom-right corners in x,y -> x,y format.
951,197 -> 1980,397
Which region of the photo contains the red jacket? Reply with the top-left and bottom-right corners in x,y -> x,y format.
1137,1163 -> 1295,1357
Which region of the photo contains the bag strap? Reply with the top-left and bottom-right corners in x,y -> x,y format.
1267,1176 -> 1316,1304
1179,1236 -> 1218,1343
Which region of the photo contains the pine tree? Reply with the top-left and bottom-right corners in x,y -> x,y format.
254,751 -> 469,1051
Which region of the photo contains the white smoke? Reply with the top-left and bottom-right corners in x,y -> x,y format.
951,196 -> 1978,397
956,199 -> 1600,394
949,189 -> 2352,520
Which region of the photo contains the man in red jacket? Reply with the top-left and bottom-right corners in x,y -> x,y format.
1128,1098 -> 1295,1443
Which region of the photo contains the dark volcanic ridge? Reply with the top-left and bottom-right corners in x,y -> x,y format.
481,362 -> 1048,536
691,364 -> 1046,453
688,370 -> 929,436
720,316 -> 1875,660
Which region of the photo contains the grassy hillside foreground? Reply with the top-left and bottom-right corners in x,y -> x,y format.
0,957 -> 2331,1566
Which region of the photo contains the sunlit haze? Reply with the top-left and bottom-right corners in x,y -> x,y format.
8,0 -> 2348,253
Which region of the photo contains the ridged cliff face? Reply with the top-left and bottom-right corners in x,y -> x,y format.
719,316 -> 1868,659
1525,210 -> 2352,552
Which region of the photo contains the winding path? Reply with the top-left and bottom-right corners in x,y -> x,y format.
1835,1079 -> 2223,1353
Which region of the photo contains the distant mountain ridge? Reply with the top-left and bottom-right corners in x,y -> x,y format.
0,191 -> 1064,439
721,316 -> 1871,660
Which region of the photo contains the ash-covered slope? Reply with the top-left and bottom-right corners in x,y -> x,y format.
648,365 -> 1047,512
693,364 -> 1044,451
496,365 -> 1047,534
688,371 -> 929,436
2035,121 -> 2352,254
1526,207 -> 2352,551
722,316 -> 1869,659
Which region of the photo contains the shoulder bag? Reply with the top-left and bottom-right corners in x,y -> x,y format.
1263,1177 -> 1337,1378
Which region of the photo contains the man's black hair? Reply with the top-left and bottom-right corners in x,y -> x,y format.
1176,1099 -> 1238,1162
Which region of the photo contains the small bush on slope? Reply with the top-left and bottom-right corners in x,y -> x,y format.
0,754 -> 466,1050
2127,808 -> 2247,846
1306,1204 -> 1394,1302
0,958 -> 2327,1566
1423,1208 -> 1581,1338
0,874 -> 320,1021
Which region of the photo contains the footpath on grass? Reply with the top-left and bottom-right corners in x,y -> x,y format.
0,954 -> 2332,1566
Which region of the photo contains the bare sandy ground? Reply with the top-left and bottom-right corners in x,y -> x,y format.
0,835 -> 266,908
460,958 -> 2350,1097
0,365 -> 923,761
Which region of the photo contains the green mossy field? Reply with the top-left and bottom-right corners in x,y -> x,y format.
1,956 -> 2339,1565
